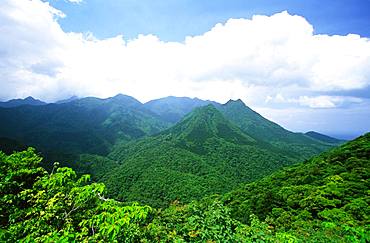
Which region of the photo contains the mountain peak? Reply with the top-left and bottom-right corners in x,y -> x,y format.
107,94 -> 142,106
24,96 -> 36,101
111,93 -> 135,100
164,104 -> 254,150
225,99 -> 246,107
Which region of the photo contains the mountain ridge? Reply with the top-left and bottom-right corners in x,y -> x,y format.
0,96 -> 47,108
90,103 -> 338,207
0,93 -> 343,172
305,131 -> 346,144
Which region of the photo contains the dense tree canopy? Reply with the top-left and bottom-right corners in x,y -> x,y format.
1,133 -> 368,242
85,105 -> 339,208
0,149 -> 152,242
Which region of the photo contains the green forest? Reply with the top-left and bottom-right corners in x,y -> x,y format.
1,133 -> 369,242
73,103 -> 338,208
0,96 -> 367,242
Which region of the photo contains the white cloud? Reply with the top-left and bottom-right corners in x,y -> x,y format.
0,0 -> 370,106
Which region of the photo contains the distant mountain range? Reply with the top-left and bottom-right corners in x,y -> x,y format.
0,94 -> 342,161
0,94 -> 345,206
0,94 -> 169,166
0,96 -> 47,108
305,131 -> 346,144
0,95 -> 347,140
0,96 -> 81,107
143,96 -> 214,123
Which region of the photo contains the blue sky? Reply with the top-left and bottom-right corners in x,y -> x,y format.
1,0 -> 370,139
51,0 -> 370,41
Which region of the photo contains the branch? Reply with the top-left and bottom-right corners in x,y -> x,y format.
97,192 -> 109,201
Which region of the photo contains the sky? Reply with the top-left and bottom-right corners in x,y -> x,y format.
0,0 -> 370,139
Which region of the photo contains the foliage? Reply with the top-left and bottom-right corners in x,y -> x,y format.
0,148 -> 272,242
221,132 -> 370,242
94,105 -> 332,208
0,96 -> 362,242
1,132 -> 369,242
0,148 -> 152,242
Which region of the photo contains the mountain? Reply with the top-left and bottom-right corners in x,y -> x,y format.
143,96 -> 341,158
91,105 -> 330,207
0,96 -> 47,108
219,132 -> 370,241
1,94 -> 364,241
144,97 -> 341,160
0,94 -> 341,205
161,104 -> 256,151
305,131 -> 345,144
218,99 -> 294,141
0,94 -> 170,167
144,96 -> 212,123
55,95 -> 79,104
218,99 -> 341,160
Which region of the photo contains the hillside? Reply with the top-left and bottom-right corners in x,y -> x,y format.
1,134 -> 368,242
218,99 -> 341,159
0,94 -> 169,166
143,96 -> 341,160
88,105 -> 334,207
217,132 -> 370,241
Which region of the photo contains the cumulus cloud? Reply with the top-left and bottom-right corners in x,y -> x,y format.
0,0 -> 370,107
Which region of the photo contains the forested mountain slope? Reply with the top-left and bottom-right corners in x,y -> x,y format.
0,94 -> 169,165
217,132 -> 370,241
141,96 -> 342,161
0,94 -> 340,168
144,97 -> 342,158
1,133 -> 368,242
88,105 -> 333,207
218,99 -> 341,160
